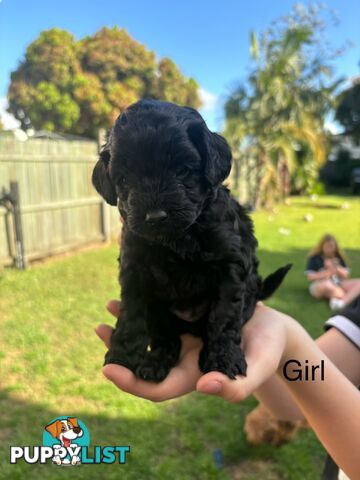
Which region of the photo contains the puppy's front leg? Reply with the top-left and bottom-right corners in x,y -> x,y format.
199,266 -> 255,379
135,305 -> 181,382
104,297 -> 150,372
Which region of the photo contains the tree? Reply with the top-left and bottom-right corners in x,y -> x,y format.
8,29 -> 81,132
7,27 -> 201,137
151,58 -> 201,108
335,77 -> 360,140
224,4 -> 345,206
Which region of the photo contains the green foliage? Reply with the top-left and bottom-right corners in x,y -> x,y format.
320,148 -> 359,187
7,27 -> 201,138
335,78 -> 360,140
151,58 -> 201,108
224,4 -> 345,206
307,181 -> 326,196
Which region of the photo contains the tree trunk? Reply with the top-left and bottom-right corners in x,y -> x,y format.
277,153 -> 290,200
232,155 -> 240,190
254,149 -> 267,209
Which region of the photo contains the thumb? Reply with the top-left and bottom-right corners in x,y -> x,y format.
195,309 -> 288,402
196,371 -> 250,403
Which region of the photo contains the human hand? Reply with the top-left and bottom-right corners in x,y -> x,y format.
96,301 -> 300,403
335,266 -> 349,279
324,258 -> 334,268
96,300 -> 203,401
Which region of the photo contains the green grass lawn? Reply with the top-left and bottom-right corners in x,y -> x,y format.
0,194 -> 359,480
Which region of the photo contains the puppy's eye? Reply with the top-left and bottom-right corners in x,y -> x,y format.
176,166 -> 191,178
61,426 -> 66,432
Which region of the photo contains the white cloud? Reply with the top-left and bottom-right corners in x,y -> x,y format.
198,87 -> 223,131
198,87 -> 217,113
0,97 -> 20,129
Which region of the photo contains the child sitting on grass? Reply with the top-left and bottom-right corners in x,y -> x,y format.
305,233 -> 360,311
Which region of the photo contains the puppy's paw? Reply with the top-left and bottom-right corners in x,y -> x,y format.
135,344 -> 181,382
104,349 -> 136,372
199,345 -> 247,379
135,338 -> 181,382
135,357 -> 170,383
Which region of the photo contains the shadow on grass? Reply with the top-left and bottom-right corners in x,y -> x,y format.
0,383 -> 327,480
0,386 -> 258,480
290,202 -> 345,210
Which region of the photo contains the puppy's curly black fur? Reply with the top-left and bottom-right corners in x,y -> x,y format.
92,99 -> 291,382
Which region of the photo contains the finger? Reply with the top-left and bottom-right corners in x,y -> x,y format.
103,348 -> 201,402
106,300 -> 120,317
196,356 -> 278,403
95,324 -> 113,349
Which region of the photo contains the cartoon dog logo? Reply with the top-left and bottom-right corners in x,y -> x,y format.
45,417 -> 83,465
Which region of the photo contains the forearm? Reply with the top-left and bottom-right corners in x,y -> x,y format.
255,327 -> 360,420
254,374 -> 303,420
307,270 -> 330,281
337,268 -> 349,279
277,322 -> 360,479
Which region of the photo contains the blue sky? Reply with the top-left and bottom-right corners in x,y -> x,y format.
0,0 -> 359,131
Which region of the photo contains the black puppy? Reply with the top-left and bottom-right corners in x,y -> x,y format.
92,99 -> 291,382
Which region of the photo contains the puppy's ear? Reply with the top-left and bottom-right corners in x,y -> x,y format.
67,417 -> 79,428
45,420 -> 62,438
187,121 -> 232,185
92,144 -> 117,206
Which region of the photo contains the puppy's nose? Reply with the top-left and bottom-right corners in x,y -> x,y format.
145,210 -> 167,222
73,427 -> 81,434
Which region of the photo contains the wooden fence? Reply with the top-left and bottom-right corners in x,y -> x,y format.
0,135 -> 120,267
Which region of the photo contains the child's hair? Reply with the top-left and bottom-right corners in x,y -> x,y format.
308,234 -> 348,263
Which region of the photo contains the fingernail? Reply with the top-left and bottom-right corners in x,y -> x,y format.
199,381 -> 222,395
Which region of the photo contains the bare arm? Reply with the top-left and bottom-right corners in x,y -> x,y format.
306,269 -> 331,282
248,313 -> 360,479
276,324 -> 360,479
335,266 -> 350,279
196,311 -> 360,478
255,327 -> 360,420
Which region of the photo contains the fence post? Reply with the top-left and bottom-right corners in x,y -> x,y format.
10,181 -> 26,269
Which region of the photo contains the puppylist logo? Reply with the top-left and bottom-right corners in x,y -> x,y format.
10,416 -> 130,466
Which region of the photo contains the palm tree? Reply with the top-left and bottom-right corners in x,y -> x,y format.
224,6 -> 344,207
